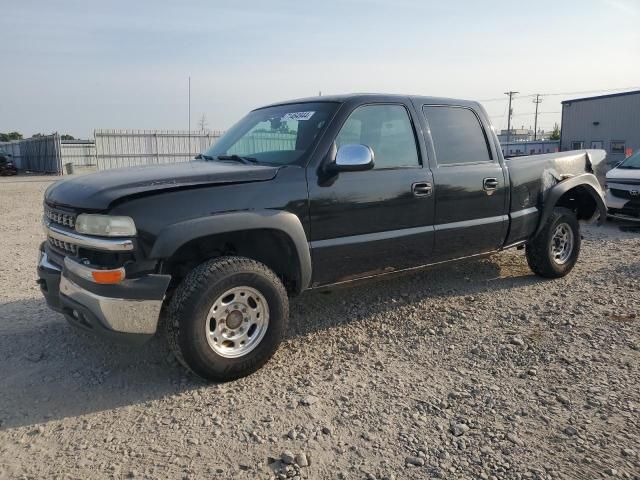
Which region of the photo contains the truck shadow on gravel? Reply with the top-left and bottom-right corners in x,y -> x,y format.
0,254 -> 541,430
288,254 -> 540,337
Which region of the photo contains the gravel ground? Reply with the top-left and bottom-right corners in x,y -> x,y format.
0,175 -> 638,480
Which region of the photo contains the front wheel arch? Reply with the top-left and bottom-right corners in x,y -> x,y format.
149,210 -> 312,295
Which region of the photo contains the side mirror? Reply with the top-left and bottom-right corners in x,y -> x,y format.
328,144 -> 375,172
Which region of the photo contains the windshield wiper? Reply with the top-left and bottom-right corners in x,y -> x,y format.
194,153 -> 216,161
216,154 -> 259,165
195,153 -> 261,165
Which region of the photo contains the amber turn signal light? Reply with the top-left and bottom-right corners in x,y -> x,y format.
91,269 -> 125,284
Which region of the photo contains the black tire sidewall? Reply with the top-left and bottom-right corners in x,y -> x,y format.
527,208 -> 581,278
178,267 -> 287,381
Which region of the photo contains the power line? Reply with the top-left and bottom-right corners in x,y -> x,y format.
478,96 -> 509,102
541,86 -> 640,97
480,86 -> 640,102
497,99 -> 509,131
490,111 -> 561,118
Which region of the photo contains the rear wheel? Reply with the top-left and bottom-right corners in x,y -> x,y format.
526,207 -> 581,278
166,256 -> 288,381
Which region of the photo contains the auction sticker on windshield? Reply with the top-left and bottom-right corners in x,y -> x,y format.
281,111 -> 315,121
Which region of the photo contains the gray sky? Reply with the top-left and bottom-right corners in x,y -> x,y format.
1,0 -> 639,138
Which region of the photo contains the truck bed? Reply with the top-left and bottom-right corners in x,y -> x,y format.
503,149 -> 607,246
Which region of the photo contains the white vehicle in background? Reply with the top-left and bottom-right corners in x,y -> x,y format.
605,150 -> 640,221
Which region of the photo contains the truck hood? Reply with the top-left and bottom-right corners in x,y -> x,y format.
606,167 -> 640,183
45,160 -> 280,210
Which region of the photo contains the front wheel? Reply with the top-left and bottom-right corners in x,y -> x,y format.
526,207 -> 581,278
166,256 -> 289,381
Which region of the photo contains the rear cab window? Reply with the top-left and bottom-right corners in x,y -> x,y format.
422,105 -> 493,166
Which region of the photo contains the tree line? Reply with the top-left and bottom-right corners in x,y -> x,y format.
0,132 -> 76,142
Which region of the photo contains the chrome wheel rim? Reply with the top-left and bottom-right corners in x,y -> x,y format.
205,286 -> 269,358
550,223 -> 574,265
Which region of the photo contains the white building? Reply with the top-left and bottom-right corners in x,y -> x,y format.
501,140 -> 559,158
497,128 -> 554,144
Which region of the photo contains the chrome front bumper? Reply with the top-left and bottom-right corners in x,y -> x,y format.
37,249 -> 171,341
604,188 -> 632,210
605,188 -> 640,221
58,275 -> 164,334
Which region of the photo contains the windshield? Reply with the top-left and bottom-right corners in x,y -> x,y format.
203,102 -> 339,166
618,150 -> 640,169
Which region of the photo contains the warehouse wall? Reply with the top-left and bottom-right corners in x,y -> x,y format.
561,92 -> 640,166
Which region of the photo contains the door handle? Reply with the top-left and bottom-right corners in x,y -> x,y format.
412,182 -> 433,197
483,177 -> 499,193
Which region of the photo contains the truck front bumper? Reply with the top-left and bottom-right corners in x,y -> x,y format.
605,187 -> 640,221
37,246 -> 171,345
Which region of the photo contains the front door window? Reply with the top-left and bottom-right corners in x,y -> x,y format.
335,104 -> 420,169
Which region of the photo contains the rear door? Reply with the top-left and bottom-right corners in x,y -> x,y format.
421,105 -> 508,260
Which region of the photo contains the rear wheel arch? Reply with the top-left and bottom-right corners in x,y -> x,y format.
555,185 -> 598,220
534,173 -> 605,238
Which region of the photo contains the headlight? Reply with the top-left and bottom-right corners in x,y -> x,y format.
75,214 -> 137,237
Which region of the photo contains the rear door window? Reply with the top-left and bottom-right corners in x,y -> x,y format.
423,106 -> 492,165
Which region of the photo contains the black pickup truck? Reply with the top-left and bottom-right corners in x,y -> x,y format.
38,94 -> 606,381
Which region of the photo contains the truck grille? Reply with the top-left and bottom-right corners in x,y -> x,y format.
44,204 -> 79,256
44,205 -> 76,228
610,188 -> 640,200
48,236 -> 79,255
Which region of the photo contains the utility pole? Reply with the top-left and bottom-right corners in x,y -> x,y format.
198,114 -> 208,132
532,94 -> 543,140
504,91 -> 519,143
188,76 -> 191,156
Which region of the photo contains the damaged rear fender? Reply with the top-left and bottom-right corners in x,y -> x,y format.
534,173 -> 606,238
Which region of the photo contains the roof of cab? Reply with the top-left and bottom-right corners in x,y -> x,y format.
257,93 -> 481,110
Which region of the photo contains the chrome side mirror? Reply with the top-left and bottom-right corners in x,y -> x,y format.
330,144 -> 375,172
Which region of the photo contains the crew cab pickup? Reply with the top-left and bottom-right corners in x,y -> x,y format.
37,94 -> 606,381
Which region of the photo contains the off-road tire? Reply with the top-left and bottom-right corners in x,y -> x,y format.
526,207 -> 581,278
165,256 -> 289,381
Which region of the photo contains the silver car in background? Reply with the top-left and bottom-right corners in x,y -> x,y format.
605,150 -> 640,221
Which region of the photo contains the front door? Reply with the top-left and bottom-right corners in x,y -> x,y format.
422,105 -> 508,260
308,103 -> 435,286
